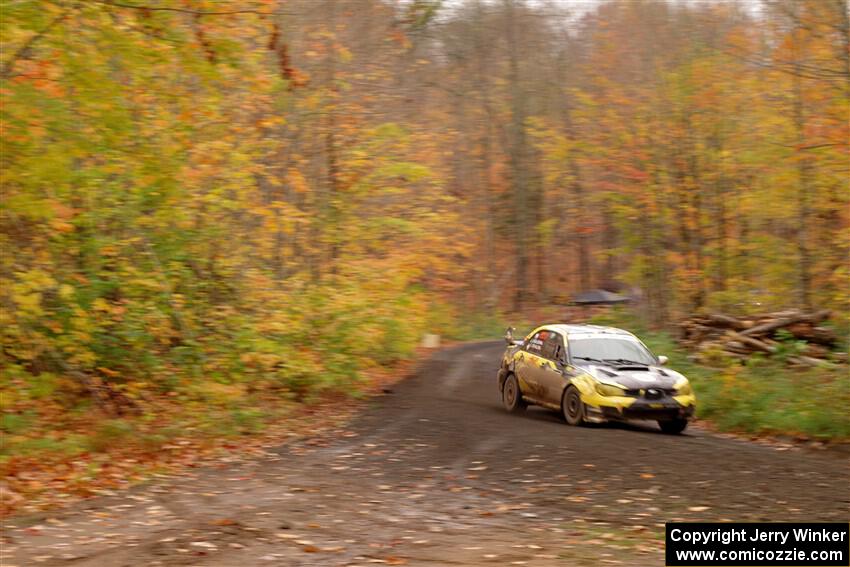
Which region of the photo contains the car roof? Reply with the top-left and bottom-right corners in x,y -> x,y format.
532,323 -> 636,339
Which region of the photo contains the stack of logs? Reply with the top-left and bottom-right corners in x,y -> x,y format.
679,310 -> 845,366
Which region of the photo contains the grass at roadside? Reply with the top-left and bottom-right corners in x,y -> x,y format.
1,393 -> 313,516
588,309 -> 850,441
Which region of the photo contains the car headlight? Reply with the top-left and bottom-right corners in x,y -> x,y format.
595,383 -> 625,397
675,381 -> 693,396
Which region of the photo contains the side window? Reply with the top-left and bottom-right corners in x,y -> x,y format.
525,331 -> 545,354
541,332 -> 564,361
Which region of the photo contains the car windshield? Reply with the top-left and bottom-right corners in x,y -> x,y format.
570,337 -> 656,366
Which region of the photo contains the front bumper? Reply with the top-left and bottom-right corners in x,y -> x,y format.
599,402 -> 695,422
585,393 -> 696,423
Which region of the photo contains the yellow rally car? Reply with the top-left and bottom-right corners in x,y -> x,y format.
497,324 -> 696,434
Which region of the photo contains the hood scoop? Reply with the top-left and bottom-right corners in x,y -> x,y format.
616,365 -> 650,371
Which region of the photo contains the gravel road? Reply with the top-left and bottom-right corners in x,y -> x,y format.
4,341 -> 848,566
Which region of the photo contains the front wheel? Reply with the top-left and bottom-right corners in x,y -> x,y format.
658,418 -> 688,434
502,374 -> 526,413
562,386 -> 585,426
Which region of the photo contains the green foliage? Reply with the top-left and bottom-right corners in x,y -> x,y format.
87,420 -> 137,453
771,330 -> 810,363
691,358 -> 850,440
1,412 -> 34,435
225,409 -> 267,436
2,434 -> 90,460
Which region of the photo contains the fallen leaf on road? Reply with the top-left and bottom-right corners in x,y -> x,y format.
190,542 -> 216,549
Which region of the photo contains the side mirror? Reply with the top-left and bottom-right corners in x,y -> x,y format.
657,355 -> 669,366
504,326 -> 516,345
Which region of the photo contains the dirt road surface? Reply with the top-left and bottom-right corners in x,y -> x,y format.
4,342 -> 848,566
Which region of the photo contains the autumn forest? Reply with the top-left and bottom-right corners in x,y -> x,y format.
1,0 -> 849,509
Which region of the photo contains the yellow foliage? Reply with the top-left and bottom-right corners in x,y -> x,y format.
287,168 -> 310,193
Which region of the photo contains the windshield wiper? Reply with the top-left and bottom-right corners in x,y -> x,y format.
603,358 -> 650,366
572,356 -> 607,364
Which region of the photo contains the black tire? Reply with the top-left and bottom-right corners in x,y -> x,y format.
658,418 -> 688,434
562,385 -> 585,426
502,374 -> 526,413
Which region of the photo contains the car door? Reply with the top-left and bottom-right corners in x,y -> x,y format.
516,331 -> 547,400
538,332 -> 568,405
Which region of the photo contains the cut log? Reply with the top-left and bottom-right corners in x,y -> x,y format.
739,310 -> 831,338
803,344 -> 830,359
704,313 -> 747,330
727,333 -> 777,354
766,309 -> 803,319
678,310 -> 841,366
785,323 -> 837,346
723,343 -> 753,355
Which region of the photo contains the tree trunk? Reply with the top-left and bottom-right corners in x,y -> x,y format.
324,0 -> 340,275
505,0 -> 529,311
792,52 -> 812,310
572,164 -> 592,292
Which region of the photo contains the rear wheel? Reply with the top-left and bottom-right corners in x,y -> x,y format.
502,374 -> 526,413
562,386 -> 585,426
658,418 -> 688,434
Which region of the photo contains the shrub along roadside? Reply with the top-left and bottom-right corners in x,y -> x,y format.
0,270 -> 446,515
0,280 -> 523,516
588,309 -> 850,441
0,347 -> 426,517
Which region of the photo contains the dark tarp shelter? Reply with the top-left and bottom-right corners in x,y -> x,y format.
571,289 -> 631,305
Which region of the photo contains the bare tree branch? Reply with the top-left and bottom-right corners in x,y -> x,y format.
1,10 -> 70,79
95,0 -> 277,17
